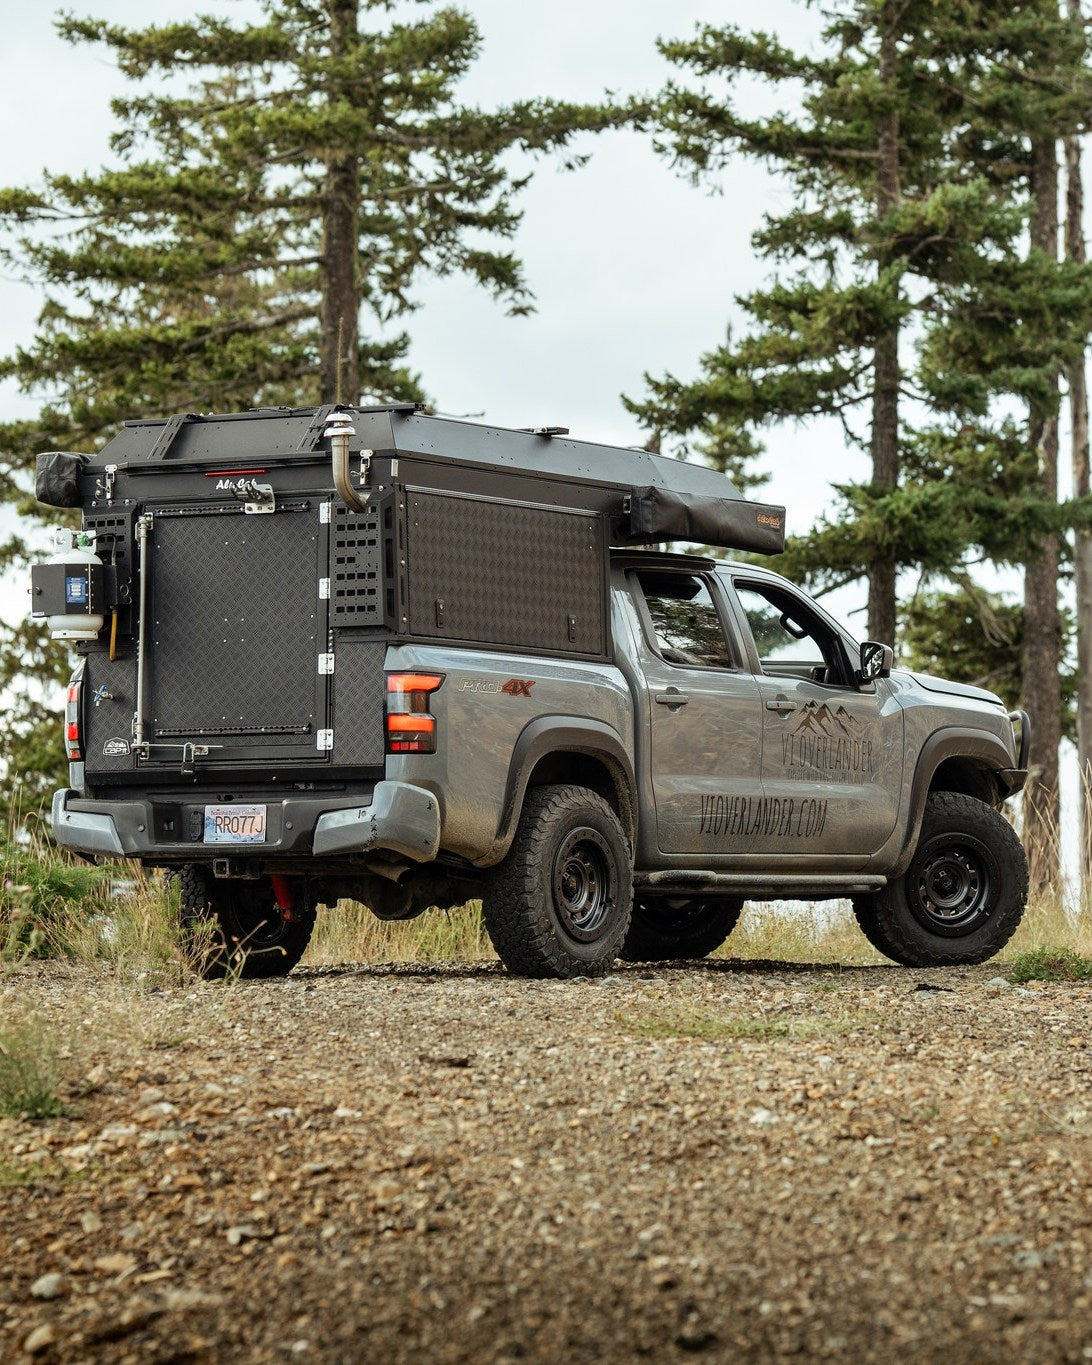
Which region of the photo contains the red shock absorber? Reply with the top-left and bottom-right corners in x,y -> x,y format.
270,874 -> 295,921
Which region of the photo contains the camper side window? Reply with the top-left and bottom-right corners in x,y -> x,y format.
635,572 -> 733,669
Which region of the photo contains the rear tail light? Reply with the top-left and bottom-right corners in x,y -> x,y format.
386,672 -> 443,754
64,673 -> 83,761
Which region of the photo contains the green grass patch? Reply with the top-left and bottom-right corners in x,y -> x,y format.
0,1158 -> 89,1188
621,1007 -> 870,1043
1009,946 -> 1092,983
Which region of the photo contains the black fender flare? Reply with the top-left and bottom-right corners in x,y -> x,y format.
889,726 -> 1020,879
486,716 -> 637,866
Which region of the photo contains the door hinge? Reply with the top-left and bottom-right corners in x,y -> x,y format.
317,729 -> 333,751
318,652 -> 335,675
319,577 -> 330,600
320,501 -> 332,524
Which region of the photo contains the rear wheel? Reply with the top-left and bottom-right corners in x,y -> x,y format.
620,896 -> 743,962
853,792 -> 1027,966
482,784 -> 632,979
178,865 -> 316,979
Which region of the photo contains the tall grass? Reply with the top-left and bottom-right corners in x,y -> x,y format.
1,813 -> 118,963
6,796 -> 1091,974
0,1011 -> 65,1119
303,899 -> 496,966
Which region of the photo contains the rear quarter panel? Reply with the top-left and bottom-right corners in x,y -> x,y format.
384,644 -> 632,864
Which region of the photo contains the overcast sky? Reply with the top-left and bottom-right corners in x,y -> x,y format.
0,1 -> 851,543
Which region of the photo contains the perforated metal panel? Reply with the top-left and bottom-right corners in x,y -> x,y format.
405,492 -> 606,655
149,510 -> 325,744
330,503 -> 383,626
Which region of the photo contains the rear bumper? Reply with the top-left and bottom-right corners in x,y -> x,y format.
50,780 -> 441,865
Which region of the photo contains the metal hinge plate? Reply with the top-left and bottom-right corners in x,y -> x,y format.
318,653 -> 335,675
317,729 -> 333,751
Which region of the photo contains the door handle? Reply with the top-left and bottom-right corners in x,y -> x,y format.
654,690 -> 690,707
766,698 -> 797,712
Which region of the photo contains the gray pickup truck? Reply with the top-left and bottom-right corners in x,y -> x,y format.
34,404 -> 1030,978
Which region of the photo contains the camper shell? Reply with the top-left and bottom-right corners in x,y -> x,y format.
35,404 -> 784,790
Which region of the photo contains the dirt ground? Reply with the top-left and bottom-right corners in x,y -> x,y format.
2,957 -> 1092,1363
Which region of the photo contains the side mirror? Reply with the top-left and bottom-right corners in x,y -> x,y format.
858,640 -> 893,684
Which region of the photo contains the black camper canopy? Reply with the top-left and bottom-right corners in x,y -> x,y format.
39,403 -> 785,555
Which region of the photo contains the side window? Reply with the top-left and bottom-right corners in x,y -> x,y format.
635,571 -> 733,669
733,581 -> 847,684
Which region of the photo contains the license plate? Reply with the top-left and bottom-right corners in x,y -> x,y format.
203,804 -> 267,844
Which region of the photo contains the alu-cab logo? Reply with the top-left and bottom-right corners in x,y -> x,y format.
781,700 -> 874,775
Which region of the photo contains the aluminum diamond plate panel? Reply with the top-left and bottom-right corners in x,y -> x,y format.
406,492 -> 606,655
331,641 -> 386,768
150,510 -> 324,741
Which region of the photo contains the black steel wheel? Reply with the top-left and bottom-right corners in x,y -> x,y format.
853,792 -> 1027,967
482,784 -> 633,978
620,896 -> 743,962
179,865 -> 316,979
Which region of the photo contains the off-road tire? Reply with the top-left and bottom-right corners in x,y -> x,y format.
482,785 -> 633,979
178,865 -> 316,979
852,792 -> 1028,967
620,896 -> 743,962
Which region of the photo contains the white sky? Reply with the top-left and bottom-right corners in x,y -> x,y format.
0,0 -> 853,556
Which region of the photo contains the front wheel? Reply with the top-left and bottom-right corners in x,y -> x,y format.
853,792 -> 1028,967
179,866 -> 316,979
620,896 -> 743,962
482,785 -> 633,979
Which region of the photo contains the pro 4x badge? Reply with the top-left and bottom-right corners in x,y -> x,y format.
501,679 -> 535,698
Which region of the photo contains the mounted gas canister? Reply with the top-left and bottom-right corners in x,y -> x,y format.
30,528 -> 108,641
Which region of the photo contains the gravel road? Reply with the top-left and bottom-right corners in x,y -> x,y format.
2,958 -> 1092,1362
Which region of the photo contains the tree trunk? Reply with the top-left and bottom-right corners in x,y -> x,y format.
868,9 -> 901,648
1067,3 -> 1092,898
320,0 -> 360,404
1067,143 -> 1092,896
1023,135 -> 1062,896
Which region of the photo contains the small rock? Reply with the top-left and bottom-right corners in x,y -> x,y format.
23,1323 -> 56,1355
985,977 -> 1012,992
80,1211 -> 104,1234
30,1273 -> 64,1301
226,1225 -> 260,1246
93,1252 -> 137,1276
675,1323 -> 718,1352
748,1107 -> 778,1127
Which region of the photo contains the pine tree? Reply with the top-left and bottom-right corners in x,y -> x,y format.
631,2 -> 1092,652
912,3 -> 1092,892
0,0 -> 628,806
0,1 -> 622,467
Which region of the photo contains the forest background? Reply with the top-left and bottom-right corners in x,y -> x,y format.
1,0 -> 1090,900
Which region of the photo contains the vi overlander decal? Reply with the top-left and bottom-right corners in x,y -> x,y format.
781,700 -> 874,775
